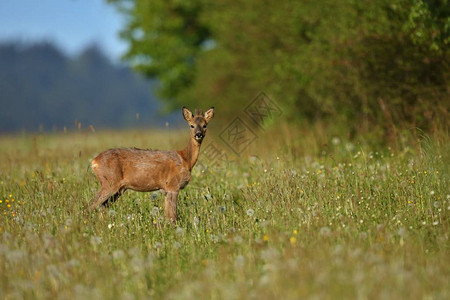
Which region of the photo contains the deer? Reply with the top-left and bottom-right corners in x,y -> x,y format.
89,107 -> 215,222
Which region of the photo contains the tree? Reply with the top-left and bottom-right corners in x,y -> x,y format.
108,0 -> 210,111
109,0 -> 450,131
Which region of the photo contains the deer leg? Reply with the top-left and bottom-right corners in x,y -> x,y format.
102,187 -> 127,208
89,187 -> 118,210
164,191 -> 179,222
101,192 -> 121,208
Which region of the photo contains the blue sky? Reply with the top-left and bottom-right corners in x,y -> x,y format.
0,0 -> 127,60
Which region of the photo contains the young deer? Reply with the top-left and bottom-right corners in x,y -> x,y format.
89,107 -> 214,222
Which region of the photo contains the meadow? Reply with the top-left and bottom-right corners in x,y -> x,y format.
0,124 -> 449,299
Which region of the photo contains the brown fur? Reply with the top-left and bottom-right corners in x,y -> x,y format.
89,107 -> 214,222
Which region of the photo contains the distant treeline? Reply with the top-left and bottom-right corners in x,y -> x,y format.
0,41 -> 173,132
109,0 -> 449,135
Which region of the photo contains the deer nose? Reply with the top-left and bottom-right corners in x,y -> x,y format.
195,132 -> 204,139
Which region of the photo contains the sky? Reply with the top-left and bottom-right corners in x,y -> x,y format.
0,0 -> 127,61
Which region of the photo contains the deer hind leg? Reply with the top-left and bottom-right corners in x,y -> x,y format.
89,178 -> 122,210
89,188 -> 116,210
164,191 -> 179,222
101,186 -> 127,208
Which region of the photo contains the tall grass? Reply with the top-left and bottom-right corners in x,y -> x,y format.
0,126 -> 448,299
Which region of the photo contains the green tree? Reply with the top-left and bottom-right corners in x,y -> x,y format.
108,0 -> 210,111
109,0 -> 450,132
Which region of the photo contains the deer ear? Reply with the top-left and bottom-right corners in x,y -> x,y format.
204,107 -> 215,123
182,107 -> 194,122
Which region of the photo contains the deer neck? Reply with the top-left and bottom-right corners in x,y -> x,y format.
178,137 -> 202,171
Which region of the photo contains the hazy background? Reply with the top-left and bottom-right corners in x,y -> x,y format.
0,0 -> 172,132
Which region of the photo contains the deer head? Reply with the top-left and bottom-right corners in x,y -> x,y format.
182,107 -> 215,143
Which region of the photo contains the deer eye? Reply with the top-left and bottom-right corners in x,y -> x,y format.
203,125 -> 207,129
190,125 -> 194,128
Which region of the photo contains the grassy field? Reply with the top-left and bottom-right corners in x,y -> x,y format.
0,125 -> 449,299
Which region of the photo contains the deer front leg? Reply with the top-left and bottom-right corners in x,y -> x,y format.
164,191 -> 179,222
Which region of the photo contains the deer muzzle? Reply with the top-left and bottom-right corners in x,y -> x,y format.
194,132 -> 204,141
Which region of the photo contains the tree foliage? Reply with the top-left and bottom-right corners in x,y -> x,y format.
109,0 -> 449,131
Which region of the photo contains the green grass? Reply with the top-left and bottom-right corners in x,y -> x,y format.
0,127 -> 449,299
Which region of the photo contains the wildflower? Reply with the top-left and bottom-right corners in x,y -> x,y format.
261,248 -> 280,261
331,137 -> 341,145
108,223 -> 114,229
173,241 -> 181,249
246,209 -> 255,217
90,236 -> 102,246
0,200 -> 2,203
234,255 -> 245,268
263,235 -> 269,242
193,216 -> 200,227
289,237 -> 297,244
151,207 -> 159,216
397,227 -> 407,238
112,250 -> 124,260
345,143 -> 355,152
210,235 -> 219,243
293,230 -> 298,235
234,235 -> 243,244
430,190 -> 435,196
319,226 -> 331,236
7,204 -> 11,208
175,227 -> 185,237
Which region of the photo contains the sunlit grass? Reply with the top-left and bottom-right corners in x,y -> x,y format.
0,127 -> 448,299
